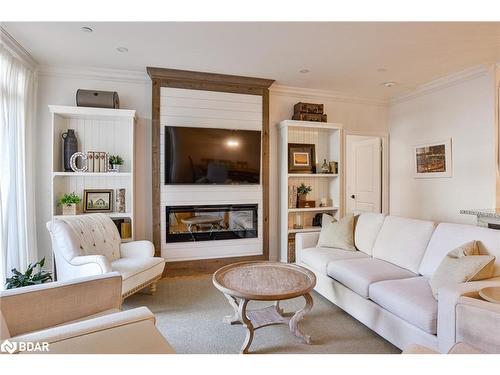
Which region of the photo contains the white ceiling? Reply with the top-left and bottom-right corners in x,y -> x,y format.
3,22 -> 500,100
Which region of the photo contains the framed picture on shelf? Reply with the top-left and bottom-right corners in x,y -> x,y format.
288,143 -> 316,174
83,189 -> 114,212
414,139 -> 452,178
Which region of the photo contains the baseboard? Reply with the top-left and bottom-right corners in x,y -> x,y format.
162,254 -> 268,277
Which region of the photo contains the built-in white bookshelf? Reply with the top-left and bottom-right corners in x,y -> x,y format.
279,120 -> 343,262
49,105 -> 136,242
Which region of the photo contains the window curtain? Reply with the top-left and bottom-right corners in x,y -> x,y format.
0,44 -> 38,289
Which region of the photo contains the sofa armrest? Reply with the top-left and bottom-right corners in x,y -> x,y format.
120,240 -> 155,258
70,255 -> 112,274
455,296 -> 500,353
295,232 -> 320,252
11,306 -> 154,348
437,276 -> 500,352
0,273 -> 122,337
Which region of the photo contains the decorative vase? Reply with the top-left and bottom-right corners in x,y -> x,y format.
62,204 -> 77,216
110,164 -> 121,172
297,193 -> 307,208
62,129 -> 78,172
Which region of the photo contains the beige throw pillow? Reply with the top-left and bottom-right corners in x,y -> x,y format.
317,213 -> 356,251
429,241 -> 495,299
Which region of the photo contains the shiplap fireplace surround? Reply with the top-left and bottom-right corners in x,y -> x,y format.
147,68 -> 274,276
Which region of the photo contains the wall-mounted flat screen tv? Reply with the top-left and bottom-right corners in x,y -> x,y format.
164,126 -> 261,184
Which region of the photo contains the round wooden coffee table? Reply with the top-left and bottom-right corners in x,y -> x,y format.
213,261 -> 316,354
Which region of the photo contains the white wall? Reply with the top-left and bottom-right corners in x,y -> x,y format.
34,68 -> 389,266
35,68 -> 152,268
388,67 -> 497,224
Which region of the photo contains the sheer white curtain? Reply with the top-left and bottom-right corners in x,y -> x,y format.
0,44 -> 38,289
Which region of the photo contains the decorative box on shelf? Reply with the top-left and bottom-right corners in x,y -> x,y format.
298,200 -> 316,208
293,102 -> 324,114
292,102 -> 327,122
292,112 -> 327,122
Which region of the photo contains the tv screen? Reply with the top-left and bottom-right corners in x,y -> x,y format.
164,126 -> 261,184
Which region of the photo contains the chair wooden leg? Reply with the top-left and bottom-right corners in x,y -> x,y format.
149,281 -> 158,295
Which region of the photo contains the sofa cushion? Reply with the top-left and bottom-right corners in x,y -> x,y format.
419,222 -> 500,278
369,277 -> 438,334
317,213 -> 356,251
40,319 -> 175,354
354,213 -> 386,255
299,247 -> 369,275
112,257 -> 164,280
327,257 -> 416,298
429,241 -> 495,298
371,216 -> 436,273
112,257 -> 165,295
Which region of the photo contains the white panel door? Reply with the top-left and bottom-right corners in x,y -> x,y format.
346,136 -> 382,214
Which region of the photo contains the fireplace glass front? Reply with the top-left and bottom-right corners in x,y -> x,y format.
165,204 -> 258,243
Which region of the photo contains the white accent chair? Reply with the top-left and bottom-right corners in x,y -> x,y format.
1,273 -> 174,354
46,214 -> 165,298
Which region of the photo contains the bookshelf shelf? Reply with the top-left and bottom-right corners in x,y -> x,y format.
279,120 -> 344,263
49,105 -> 137,249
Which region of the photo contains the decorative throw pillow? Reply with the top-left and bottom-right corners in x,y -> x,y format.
317,213 -> 356,251
429,241 -> 496,299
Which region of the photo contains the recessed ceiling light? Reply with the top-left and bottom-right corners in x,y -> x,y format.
116,47 -> 128,53
299,69 -> 310,74
81,26 -> 93,33
382,81 -> 397,88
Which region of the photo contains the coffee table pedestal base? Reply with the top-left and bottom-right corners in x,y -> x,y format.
223,293 -> 313,354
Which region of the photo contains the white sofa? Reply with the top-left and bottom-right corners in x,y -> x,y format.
47,214 -> 165,298
296,213 -> 500,353
1,273 -> 174,354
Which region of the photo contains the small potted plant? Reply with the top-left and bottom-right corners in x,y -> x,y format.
108,154 -> 124,172
58,192 -> 81,215
5,257 -> 52,289
296,183 -> 312,207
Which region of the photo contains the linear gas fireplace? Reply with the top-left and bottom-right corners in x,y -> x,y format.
165,204 -> 258,243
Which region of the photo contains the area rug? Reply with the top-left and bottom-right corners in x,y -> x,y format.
123,274 -> 400,354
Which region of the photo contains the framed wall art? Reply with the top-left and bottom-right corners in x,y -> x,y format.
414,139 -> 452,178
288,143 -> 316,174
83,189 -> 114,213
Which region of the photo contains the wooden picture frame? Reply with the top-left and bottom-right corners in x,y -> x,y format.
83,189 -> 114,213
288,143 -> 316,174
414,139 -> 452,178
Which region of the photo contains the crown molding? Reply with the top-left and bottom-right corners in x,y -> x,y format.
391,64 -> 494,105
269,84 -> 388,106
147,67 -> 275,89
37,65 -> 149,84
0,27 -> 37,70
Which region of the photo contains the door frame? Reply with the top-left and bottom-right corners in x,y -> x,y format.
343,131 -> 389,215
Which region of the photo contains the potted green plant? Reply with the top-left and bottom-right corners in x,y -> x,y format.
296,183 -> 312,207
58,192 -> 81,215
5,257 -> 52,289
108,154 -> 124,172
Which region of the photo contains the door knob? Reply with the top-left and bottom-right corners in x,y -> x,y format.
351,195 -> 356,199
